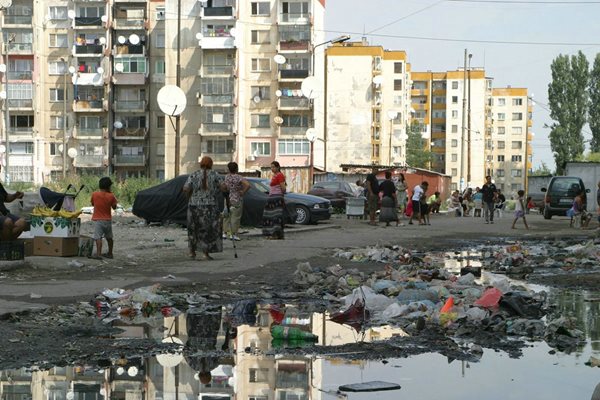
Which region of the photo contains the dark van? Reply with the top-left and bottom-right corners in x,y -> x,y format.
541,176 -> 588,219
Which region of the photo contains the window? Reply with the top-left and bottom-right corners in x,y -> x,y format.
251,114 -> 270,128
452,110 -> 458,119
251,142 -> 270,156
117,57 -> 147,73
512,113 -> 523,121
451,96 -> 458,104
278,139 -> 309,155
498,155 -> 505,162
157,116 -> 165,129
282,1 -> 308,17
513,98 -> 523,106
511,169 -> 522,177
79,116 -> 102,129
451,125 -> 458,133
451,168 -> 457,176
497,98 -> 506,106
451,139 -> 458,147
155,59 -> 165,74
9,142 -> 34,154
451,153 -> 457,162
155,6 -> 165,20
249,368 -> 269,382
50,88 -> 65,102
49,6 -> 67,20
50,116 -> 64,130
452,81 -> 458,89
394,62 -> 403,73
432,110 -> 445,119
512,126 -> 522,135
249,397 -> 268,400
204,139 -> 234,153
282,114 -> 309,127
433,96 -> 445,104
251,86 -> 270,101
49,34 -> 68,47
497,141 -> 505,149
393,146 -> 402,156
155,32 -> 165,48
497,127 -> 505,135
497,113 -> 505,121
393,79 -> 402,91
251,1 -> 270,16
156,143 -> 165,156
49,60 -> 67,75
512,141 -> 522,149
251,58 -> 270,72
393,95 -> 402,105
50,143 -> 58,156
496,169 -> 505,177
251,30 -> 270,44
511,155 -> 522,162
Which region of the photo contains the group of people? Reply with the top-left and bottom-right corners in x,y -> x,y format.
449,182 -> 507,219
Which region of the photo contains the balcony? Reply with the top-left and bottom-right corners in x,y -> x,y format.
74,44 -> 104,56
3,14 -> 32,25
201,123 -> 233,134
280,13 -> 311,24
279,40 -> 309,52
74,127 -> 104,139
74,17 -> 104,28
279,69 -> 309,80
200,153 -> 233,164
113,154 -> 146,166
7,71 -> 32,80
8,127 -> 33,138
200,95 -> 233,106
201,65 -> 234,76
73,100 -> 104,112
113,127 -> 147,140
278,97 -> 309,110
114,44 -> 145,55
113,18 -> 145,29
113,100 -> 146,111
7,42 -> 33,54
280,126 -> 307,135
112,72 -> 147,85
74,154 -> 104,168
7,99 -> 33,109
199,35 -> 235,49
202,7 -> 234,18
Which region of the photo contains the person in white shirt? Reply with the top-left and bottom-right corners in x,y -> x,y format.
408,181 -> 428,225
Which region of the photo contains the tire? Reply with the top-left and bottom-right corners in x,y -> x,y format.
543,207 -> 552,220
295,205 -> 311,225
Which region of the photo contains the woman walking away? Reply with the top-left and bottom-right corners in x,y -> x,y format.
262,161 -> 287,239
222,162 -> 250,241
511,190 -> 529,230
183,156 -> 224,260
365,173 -> 379,226
379,171 -> 398,226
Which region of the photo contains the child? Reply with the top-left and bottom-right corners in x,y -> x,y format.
526,196 -> 535,214
91,177 -> 118,259
512,189 -> 529,230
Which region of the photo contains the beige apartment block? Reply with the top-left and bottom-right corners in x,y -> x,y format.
324,42 -> 411,172
489,87 -> 532,197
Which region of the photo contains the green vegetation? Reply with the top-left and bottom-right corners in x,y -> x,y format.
406,121 -> 433,169
529,162 -> 553,176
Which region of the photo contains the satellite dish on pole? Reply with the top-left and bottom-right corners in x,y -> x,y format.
156,337 -> 184,367
129,34 -> 140,45
157,85 -> 187,116
273,54 -> 286,65
0,64 -> 6,73
67,9 -> 75,19
273,116 -> 283,125
275,90 -> 282,97
100,15 -> 108,23
58,144 -> 64,153
67,148 -> 78,158
195,32 -> 202,40
253,95 -> 261,104
114,63 -> 124,72
99,37 -> 106,45
305,128 -> 317,142
301,76 -> 321,99
0,0 -> 13,9
118,35 -> 126,44
113,121 -> 123,129
387,110 -> 398,120
372,75 -> 384,85
0,91 -> 6,99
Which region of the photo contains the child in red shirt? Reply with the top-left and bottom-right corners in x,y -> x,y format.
91,177 -> 118,259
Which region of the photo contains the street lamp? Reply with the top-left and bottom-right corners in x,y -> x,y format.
60,58 -> 75,178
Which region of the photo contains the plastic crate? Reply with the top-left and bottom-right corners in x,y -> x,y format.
0,241 -> 25,261
346,196 -> 366,218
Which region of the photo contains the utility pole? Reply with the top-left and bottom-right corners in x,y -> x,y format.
62,58 -> 68,178
174,0 -> 181,176
467,53 -> 472,186
460,49 -> 467,192
0,0 -> 11,183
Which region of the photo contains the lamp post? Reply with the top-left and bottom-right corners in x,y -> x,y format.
460,49 -> 467,192
387,111 -> 398,165
467,53 -> 472,187
1,33 -> 14,184
60,58 -> 75,178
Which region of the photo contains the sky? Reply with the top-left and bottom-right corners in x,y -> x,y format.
323,0 -> 600,171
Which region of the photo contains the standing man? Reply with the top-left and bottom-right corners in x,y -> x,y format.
481,175 -> 498,224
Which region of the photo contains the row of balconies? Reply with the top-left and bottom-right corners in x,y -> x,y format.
72,127 -> 147,140
73,154 -> 146,168
71,100 -> 146,112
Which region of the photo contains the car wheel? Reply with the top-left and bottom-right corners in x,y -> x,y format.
295,205 -> 310,225
543,207 -> 552,220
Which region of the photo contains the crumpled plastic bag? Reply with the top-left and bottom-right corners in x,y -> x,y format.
474,287 -> 503,308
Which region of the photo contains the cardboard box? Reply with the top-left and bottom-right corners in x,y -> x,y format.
79,235 -> 94,258
16,238 -> 33,257
30,216 -> 81,238
33,237 -> 80,257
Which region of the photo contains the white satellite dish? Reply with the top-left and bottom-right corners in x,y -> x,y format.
0,0 -> 13,9
305,128 -> 317,142
67,10 -> 75,19
117,35 -> 126,44
195,32 -> 202,40
157,85 -> 187,116
68,66 -> 76,74
229,27 -> 237,37
275,90 -> 282,97
67,148 -> 78,158
387,110 -> 398,120
273,54 -> 286,65
58,144 -> 64,153
116,367 -> 125,375
156,337 -> 184,367
97,67 -> 104,74
113,121 -> 123,129
129,34 -> 140,45
372,75 -> 384,85
100,15 -> 108,22
0,64 -> 6,73
66,392 -> 74,400
127,366 -> 138,377
0,145 -> 6,154
0,91 -> 6,99
273,116 -> 283,125
114,63 -> 124,72
301,76 -> 320,99
99,37 -> 106,45
253,95 -> 261,103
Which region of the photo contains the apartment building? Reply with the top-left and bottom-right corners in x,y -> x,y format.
0,0 -> 325,184
324,41 -> 411,172
489,87 -> 532,195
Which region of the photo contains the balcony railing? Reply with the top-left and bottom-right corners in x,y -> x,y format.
74,17 -> 104,27
114,44 -> 145,55
74,154 -> 104,168
203,7 -> 233,17
113,127 -> 147,139
202,65 -> 234,75
74,44 -> 104,55
113,100 -> 146,111
7,71 -> 32,80
280,13 -> 310,23
113,18 -> 145,29
278,97 -> 309,109
8,99 -> 33,108
201,153 -> 233,163
73,100 -> 103,111
7,43 -> 33,53
202,123 -> 233,133
113,154 -> 145,166
201,95 -> 233,105
279,40 -> 309,51
279,69 -> 309,79
4,15 -> 32,24
75,128 -> 104,138
8,127 -> 33,136
280,126 -> 307,135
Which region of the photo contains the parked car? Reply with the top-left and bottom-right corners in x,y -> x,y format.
251,178 -> 332,225
308,181 -> 358,209
132,175 -> 298,227
541,176 -> 589,219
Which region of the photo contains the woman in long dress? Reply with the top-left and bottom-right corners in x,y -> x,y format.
262,161 -> 287,239
395,173 -> 408,215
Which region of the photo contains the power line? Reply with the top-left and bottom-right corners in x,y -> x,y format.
447,0 -> 600,3
367,1 -> 446,34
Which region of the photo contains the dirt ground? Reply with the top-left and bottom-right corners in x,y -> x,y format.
0,212 -> 598,369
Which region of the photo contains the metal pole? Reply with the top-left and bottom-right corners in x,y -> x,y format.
63,65 -> 67,178
3,37 -> 10,183
309,139 -> 314,186
174,0 -> 181,176
460,49 -> 467,192
467,53 -> 472,186
388,118 -> 393,164
524,96 -> 530,194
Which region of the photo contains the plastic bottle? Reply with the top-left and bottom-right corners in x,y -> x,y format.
271,325 -> 318,341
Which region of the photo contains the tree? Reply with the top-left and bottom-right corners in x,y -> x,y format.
589,54 -> 600,152
547,51 -> 589,174
529,162 -> 553,176
405,122 -> 432,169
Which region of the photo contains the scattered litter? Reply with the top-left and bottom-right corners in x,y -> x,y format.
163,274 -> 176,280
30,293 -> 42,299
339,381 -> 401,392
68,260 -> 84,268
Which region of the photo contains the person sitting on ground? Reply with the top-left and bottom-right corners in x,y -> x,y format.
449,190 -> 462,216
567,190 -> 585,227
495,190 -> 506,210
0,164 -> 27,241
462,188 -> 473,217
427,191 -> 442,214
